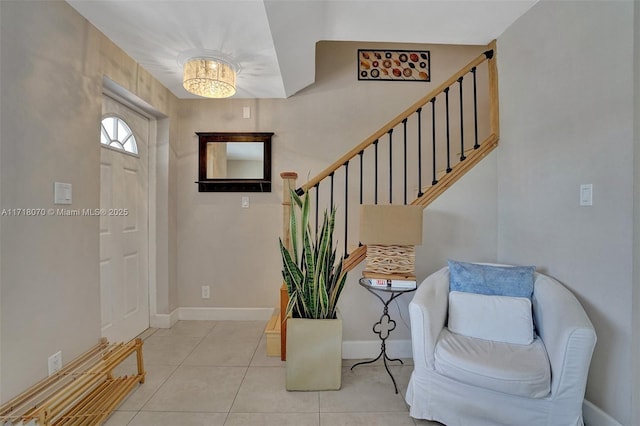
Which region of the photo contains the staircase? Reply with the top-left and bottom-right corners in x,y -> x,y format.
266,41 -> 500,359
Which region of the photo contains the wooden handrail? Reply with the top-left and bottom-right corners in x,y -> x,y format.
342,245 -> 368,272
298,45 -> 496,194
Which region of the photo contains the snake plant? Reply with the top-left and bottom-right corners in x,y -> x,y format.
279,189 -> 348,319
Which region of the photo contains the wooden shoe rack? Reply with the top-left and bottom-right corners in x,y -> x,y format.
0,338 -> 144,426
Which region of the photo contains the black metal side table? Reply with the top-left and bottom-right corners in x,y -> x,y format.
351,277 -> 417,393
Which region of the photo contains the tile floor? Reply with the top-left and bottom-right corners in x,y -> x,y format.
104,320 -> 441,426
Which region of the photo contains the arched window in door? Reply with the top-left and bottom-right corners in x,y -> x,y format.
100,115 -> 138,155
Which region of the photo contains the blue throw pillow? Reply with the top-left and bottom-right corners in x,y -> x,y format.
448,260 -> 535,299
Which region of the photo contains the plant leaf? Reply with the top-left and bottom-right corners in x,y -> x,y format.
280,188 -> 348,319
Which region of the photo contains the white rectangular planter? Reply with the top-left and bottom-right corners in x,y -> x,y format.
286,317 -> 342,391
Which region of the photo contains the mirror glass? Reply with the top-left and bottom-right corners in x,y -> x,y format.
196,132 -> 273,192
206,142 -> 264,179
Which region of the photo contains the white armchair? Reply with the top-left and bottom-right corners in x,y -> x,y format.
405,266 -> 597,426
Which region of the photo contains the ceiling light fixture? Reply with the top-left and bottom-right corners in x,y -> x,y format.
183,57 -> 236,98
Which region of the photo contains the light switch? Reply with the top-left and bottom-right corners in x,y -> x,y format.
54,182 -> 72,205
242,196 -> 250,208
243,106 -> 251,119
580,184 -> 592,206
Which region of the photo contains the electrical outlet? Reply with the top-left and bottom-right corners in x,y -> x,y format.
202,285 -> 210,299
48,351 -> 62,376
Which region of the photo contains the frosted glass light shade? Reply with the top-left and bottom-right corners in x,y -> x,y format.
183,58 -> 236,98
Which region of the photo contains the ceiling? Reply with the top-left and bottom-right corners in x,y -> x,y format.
66,0 -> 537,99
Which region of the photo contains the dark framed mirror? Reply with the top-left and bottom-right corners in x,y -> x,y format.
196,132 -> 273,192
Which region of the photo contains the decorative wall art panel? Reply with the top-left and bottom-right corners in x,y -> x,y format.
358,49 -> 430,82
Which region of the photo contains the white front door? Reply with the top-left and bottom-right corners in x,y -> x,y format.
100,95 -> 149,344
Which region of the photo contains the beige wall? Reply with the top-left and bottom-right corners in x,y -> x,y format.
0,0 -> 178,401
1,0 -> 102,401
633,1 -> 640,423
9,0 -> 628,417
497,1 -> 635,424
176,40 -> 498,342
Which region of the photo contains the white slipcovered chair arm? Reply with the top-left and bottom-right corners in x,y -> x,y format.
532,274 -> 597,399
409,266 -> 450,370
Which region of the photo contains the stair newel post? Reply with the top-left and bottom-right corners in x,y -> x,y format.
281,172 -> 298,252
416,108 -> 423,198
280,171 -> 298,361
458,76 -> 466,161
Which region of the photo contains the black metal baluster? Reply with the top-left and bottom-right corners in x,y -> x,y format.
374,139 -> 379,204
359,151 -> 364,247
444,87 -> 452,173
314,183 -> 320,235
431,98 -> 438,185
417,108 -> 423,197
472,67 -> 480,149
359,150 -> 364,205
330,172 -> 335,210
402,118 -> 408,205
388,129 -> 393,204
343,161 -> 349,258
458,76 -> 466,161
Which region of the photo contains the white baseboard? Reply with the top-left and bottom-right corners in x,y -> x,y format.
150,308 -> 179,328
178,307 -> 274,321
151,307 -> 274,327
583,399 -> 622,426
342,339 -> 412,359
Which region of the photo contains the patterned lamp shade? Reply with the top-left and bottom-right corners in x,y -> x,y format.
360,205 -> 423,280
